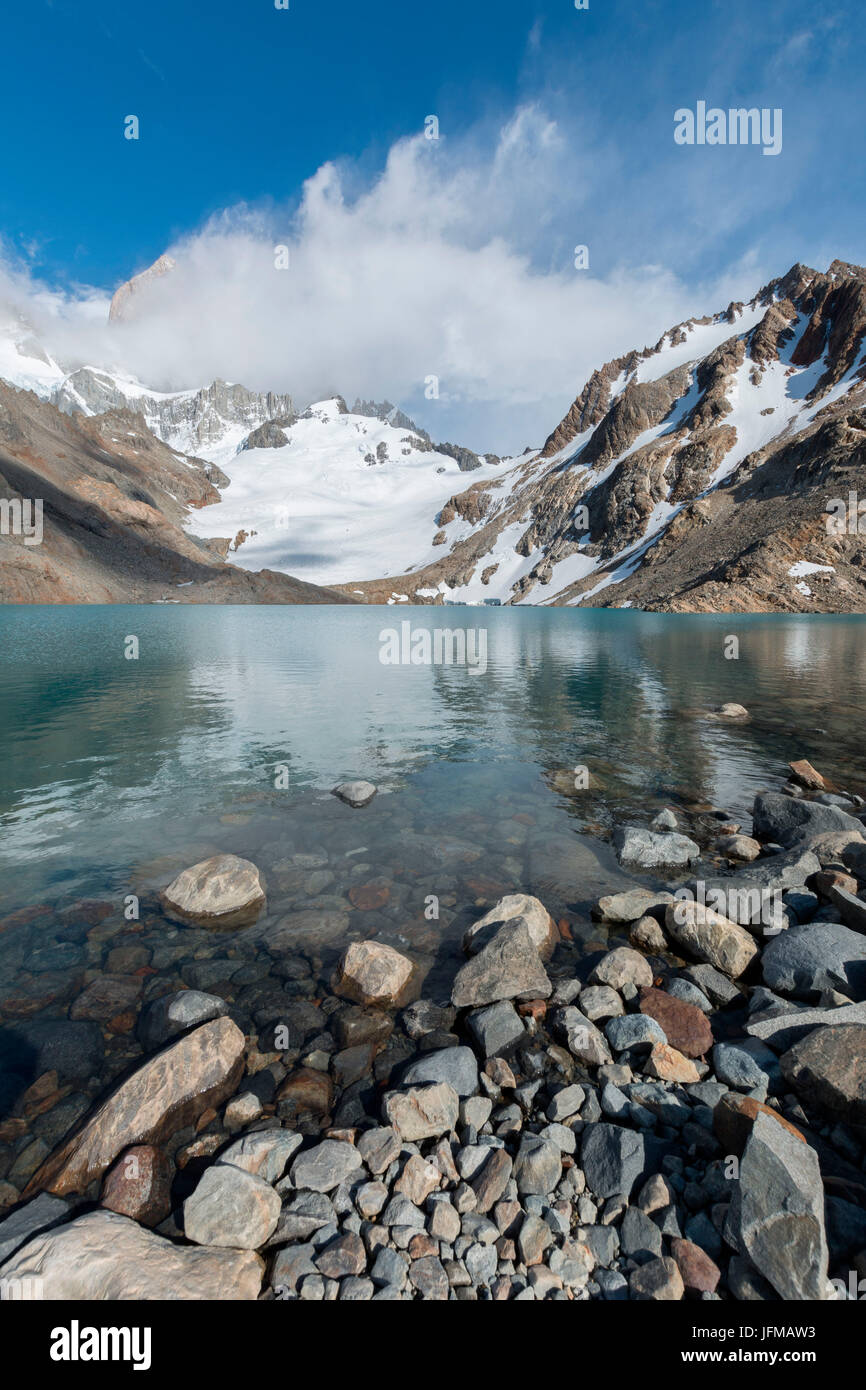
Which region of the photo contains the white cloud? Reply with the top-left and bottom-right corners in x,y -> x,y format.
0,106 -> 771,453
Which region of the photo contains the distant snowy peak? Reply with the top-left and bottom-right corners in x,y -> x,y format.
108,253 -> 176,322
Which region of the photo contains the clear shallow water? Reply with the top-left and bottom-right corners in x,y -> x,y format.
1,606 -> 865,921
0,605 -> 865,1130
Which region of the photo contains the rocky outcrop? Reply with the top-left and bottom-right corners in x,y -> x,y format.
0,1210 -> 264,1299
24,1018 -> 246,1197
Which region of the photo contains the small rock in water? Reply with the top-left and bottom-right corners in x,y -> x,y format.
332,781 -> 378,808
463,893 -> 558,960
161,853 -> 267,928
137,990 -> 228,1052
614,827 -> 701,870
590,947 -> 653,991
333,940 -> 414,1008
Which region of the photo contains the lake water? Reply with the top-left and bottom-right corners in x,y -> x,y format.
0,606 -> 865,1069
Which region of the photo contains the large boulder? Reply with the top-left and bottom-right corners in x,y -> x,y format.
24,1018 -> 246,1197
451,921 -> 550,1008
161,854 -> 266,928
685,848 -> 820,927
745,1002 -> 866,1052
761,922 -> 866,1000
0,1210 -> 263,1299
333,940 -> 414,1008
725,1112 -> 830,1300
780,1024 -> 866,1127
613,827 -> 700,870
664,901 -> 758,978
463,894 -> 557,960
751,792 -> 862,848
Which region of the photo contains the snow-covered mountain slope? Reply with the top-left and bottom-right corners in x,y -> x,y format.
184,398 -> 508,586
357,259 -> 866,611
1,258 -> 864,610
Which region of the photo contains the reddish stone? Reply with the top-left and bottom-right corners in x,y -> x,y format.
348,881 -> 391,911
512,814 -> 535,826
464,876 -> 507,901
408,1232 -> 438,1259
70,974 -> 143,1022
100,1144 -> 172,1228
276,1067 -> 334,1116
0,905 -> 50,935
106,1011 -> 136,1035
713,1092 -> 806,1157
671,1238 -> 721,1294
518,999 -> 547,1020
558,918 -> 574,942
639,986 -> 713,1058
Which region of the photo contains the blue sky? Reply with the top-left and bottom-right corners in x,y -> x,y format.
1,0 -> 864,449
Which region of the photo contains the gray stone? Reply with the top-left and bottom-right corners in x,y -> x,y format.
546,1084 -> 585,1122
596,889 -> 674,923
667,978 -> 712,1013
752,793 -> 862,848
370,1246 -> 408,1288
590,947 -> 654,991
725,1111 -> 830,1300
557,1007 -> 614,1065
466,1002 -> 524,1057
762,922 -> 866,1000
451,921 -> 551,1008
0,1194 -> 71,1265
382,1083 -> 459,1141
604,1014 -> 666,1054
402,1046 -> 478,1097
218,1130 -> 302,1185
578,985 -> 625,1022
581,1123 -> 646,1199
184,1163 -> 281,1249
746,1002 -> 866,1052
137,990 -> 228,1052
613,827 -> 700,870
620,1205 -> 664,1262
681,964 -> 741,1006
332,781 -> 377,807
0,1209 -> 263,1299
712,1039 -> 778,1092
780,1024 -> 866,1126
513,1135 -> 562,1196
291,1140 -> 362,1193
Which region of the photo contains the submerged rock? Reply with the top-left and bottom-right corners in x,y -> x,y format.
613,827 -> 700,870
161,854 -> 266,928
332,781 -> 377,808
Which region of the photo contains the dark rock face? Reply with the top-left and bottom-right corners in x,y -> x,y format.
751,792 -> 863,847
780,1024 -> 866,1126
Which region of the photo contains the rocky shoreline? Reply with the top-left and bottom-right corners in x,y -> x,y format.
1,765 -> 866,1301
